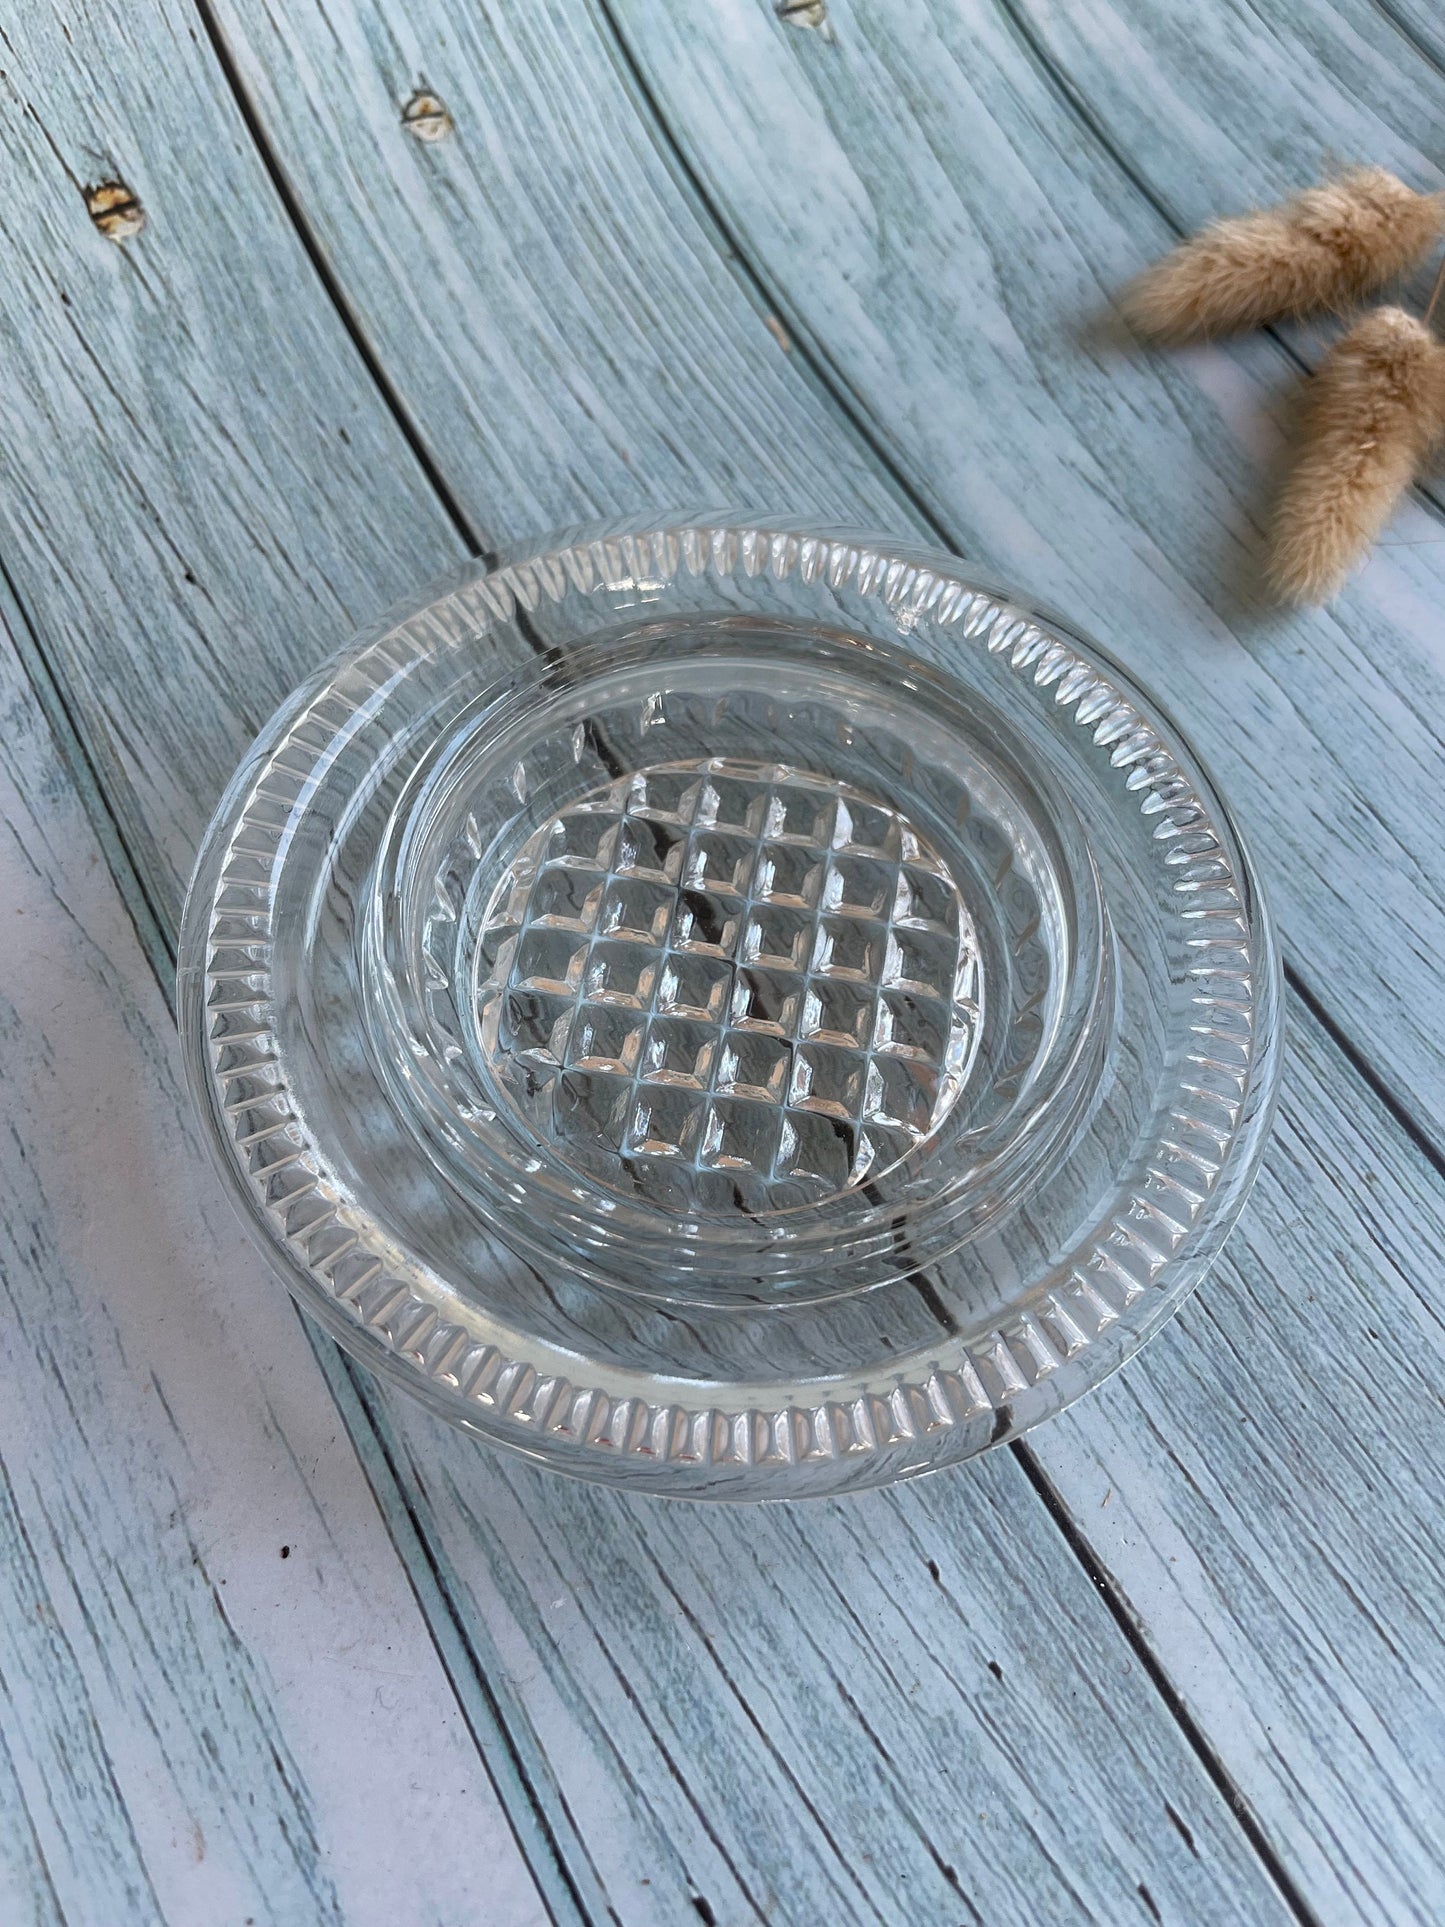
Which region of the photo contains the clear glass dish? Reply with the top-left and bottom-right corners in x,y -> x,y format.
178,516 -> 1280,1498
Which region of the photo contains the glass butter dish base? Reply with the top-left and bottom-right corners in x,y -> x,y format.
178,517 -> 1280,1499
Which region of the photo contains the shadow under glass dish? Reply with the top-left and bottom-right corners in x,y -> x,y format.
179,519 -> 1280,1497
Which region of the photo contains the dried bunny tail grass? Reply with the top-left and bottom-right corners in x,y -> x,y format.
1123,168 -> 1445,343
1268,307 -> 1445,605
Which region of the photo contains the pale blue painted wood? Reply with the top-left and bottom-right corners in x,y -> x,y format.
0,597 -> 547,1925
601,1 -> 1445,1914
373,992 -> 1445,1926
368,1400 -> 1299,1926
1,0 -> 1441,1919
0,15 -> 580,1915
0,1 -> 1303,1922
604,0 -> 1445,1147
208,0 -> 1445,1912
1377,1 -> 1445,74
0,0 -> 466,910
1037,1012 -> 1445,1923
1020,0 -> 1445,245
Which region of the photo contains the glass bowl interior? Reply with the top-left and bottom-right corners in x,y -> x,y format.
362,616 -> 1112,1306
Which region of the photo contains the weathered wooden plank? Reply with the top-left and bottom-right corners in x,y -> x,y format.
365,1386 -> 1300,1925
0,1 -> 465,917
1018,0 -> 1445,242
213,0 -> 907,549
0,1 -> 1300,1920
1033,1003 -> 1445,1926
352,975 -> 1445,1926
0,0 -> 904,936
1378,1 -> 1445,74
0,611 -> 546,1926
600,0 -> 1445,1144
201,0 -> 1445,1910
995,0 -> 1445,489
0,18 -> 591,1916
590,4 -> 1445,1916
0,1719 -> 65,1927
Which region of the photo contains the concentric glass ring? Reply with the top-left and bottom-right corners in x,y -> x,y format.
179,517 -> 1280,1497
363,619 -> 1113,1304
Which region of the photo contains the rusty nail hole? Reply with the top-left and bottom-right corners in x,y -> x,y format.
401,87 -> 453,143
776,0 -> 833,33
85,180 -> 145,240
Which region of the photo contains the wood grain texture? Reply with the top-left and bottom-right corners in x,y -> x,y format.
208,0 -> 1445,1914
1375,1 -> 1445,77
0,0 -> 908,944
1031,1004 -> 1445,1925
1018,0 -> 1445,239
354,988 -> 1445,1926
601,3 -> 1445,1911
4,0 -> 1443,1918
1000,0 -> 1445,556
604,0 -> 1445,1145
0,609 -> 546,1926
0,1 -> 466,922
211,0 -> 908,542
0,1 -> 1303,1921
365,1388 -> 1298,1926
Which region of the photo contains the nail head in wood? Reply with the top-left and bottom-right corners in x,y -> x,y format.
84,180 -> 145,241
776,0 -> 833,35
401,88 -> 454,144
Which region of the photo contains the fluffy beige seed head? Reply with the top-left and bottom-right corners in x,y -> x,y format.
1124,168 -> 1445,343
1268,307 -> 1445,604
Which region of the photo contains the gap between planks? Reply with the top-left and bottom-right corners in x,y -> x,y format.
12,0 -> 1372,1916
589,0 -> 1445,1135
0,551 -> 597,1927
558,33 -> 1426,1920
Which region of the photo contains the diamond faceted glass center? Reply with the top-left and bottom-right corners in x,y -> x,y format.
472,757 -> 981,1212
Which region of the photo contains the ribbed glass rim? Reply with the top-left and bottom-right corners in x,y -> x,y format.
178,515 -> 1281,1498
